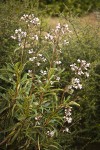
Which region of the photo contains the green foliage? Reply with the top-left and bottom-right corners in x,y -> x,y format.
37,0 -> 100,16
57,17 -> 100,149
0,2 -> 17,68
0,3 -> 100,149
0,0 -> 41,68
0,13 -> 85,149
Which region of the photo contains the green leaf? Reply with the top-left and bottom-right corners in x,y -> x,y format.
0,126 -> 15,133
0,75 -> 11,83
0,86 -> 7,91
21,73 -> 28,85
10,128 -> 21,144
69,101 -> 80,107
49,144 -> 59,149
0,106 -> 9,114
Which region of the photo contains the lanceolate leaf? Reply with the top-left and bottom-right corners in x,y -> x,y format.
69,101 -> 80,107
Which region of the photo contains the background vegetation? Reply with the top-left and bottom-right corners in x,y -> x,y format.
37,0 -> 100,16
0,0 -> 100,150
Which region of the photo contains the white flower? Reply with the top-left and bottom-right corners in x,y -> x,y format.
9,78 -> 12,81
77,69 -> 84,75
11,36 -> 16,39
68,85 -> 73,90
84,63 -> 90,70
47,131 -> 55,137
33,34 -> 38,41
56,77 -> 60,81
64,107 -> 72,123
81,60 -> 86,66
42,57 -> 47,62
77,59 -> 81,63
29,58 -> 33,61
85,72 -> 89,77
63,116 -> 72,123
64,24 -> 68,28
28,70 -> 32,73
65,107 -> 72,115
55,61 -> 62,65
73,78 -> 80,84
15,29 -> 19,34
63,40 -> 69,45
70,63 -> 78,71
67,117 -> 72,123
38,53 -> 42,57
40,70 -> 47,75
33,17 -> 40,25
29,57 -> 37,61
37,62 -> 41,66
65,111 -> 71,116
28,49 -> 33,54
56,23 -> 61,29
35,117 -> 38,121
22,31 -> 27,37
63,127 -> 69,133
38,80 -> 42,83
35,115 -> 42,121
50,81 -> 54,85
77,84 -> 82,89
45,33 -> 53,41
72,78 -> 82,89
50,131 -> 55,137
86,63 -> 90,68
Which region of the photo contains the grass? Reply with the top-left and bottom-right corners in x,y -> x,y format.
45,12 -> 100,28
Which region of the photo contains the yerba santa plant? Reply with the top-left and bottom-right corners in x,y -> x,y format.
0,14 -> 90,150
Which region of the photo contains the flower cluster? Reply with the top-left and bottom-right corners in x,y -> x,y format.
32,34 -> 38,41
63,107 -> 72,123
45,22 -> 72,44
45,33 -> 54,41
35,115 -> 42,125
54,60 -> 62,65
28,49 -> 34,54
49,76 -> 60,85
35,115 -> 42,121
47,130 -> 55,137
63,127 -> 70,133
71,78 -> 82,89
55,23 -> 72,34
28,49 -> 47,67
28,70 -> 32,73
70,59 -> 90,77
40,70 -> 47,76
11,28 -> 27,45
21,14 -> 40,25
63,40 -> 69,45
68,59 -> 90,91
29,57 -> 37,61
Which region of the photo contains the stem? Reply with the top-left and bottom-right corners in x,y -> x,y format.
38,135 -> 40,150
44,104 -> 64,126
21,23 -> 29,64
61,86 -> 68,103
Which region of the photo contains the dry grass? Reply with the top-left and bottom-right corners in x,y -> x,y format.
45,13 -> 100,28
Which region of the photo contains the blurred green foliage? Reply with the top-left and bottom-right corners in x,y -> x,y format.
0,0 -> 100,149
1,0 -> 100,16
37,0 -> 100,16
57,17 -> 100,149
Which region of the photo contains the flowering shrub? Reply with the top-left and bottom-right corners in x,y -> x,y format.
0,14 -> 90,150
